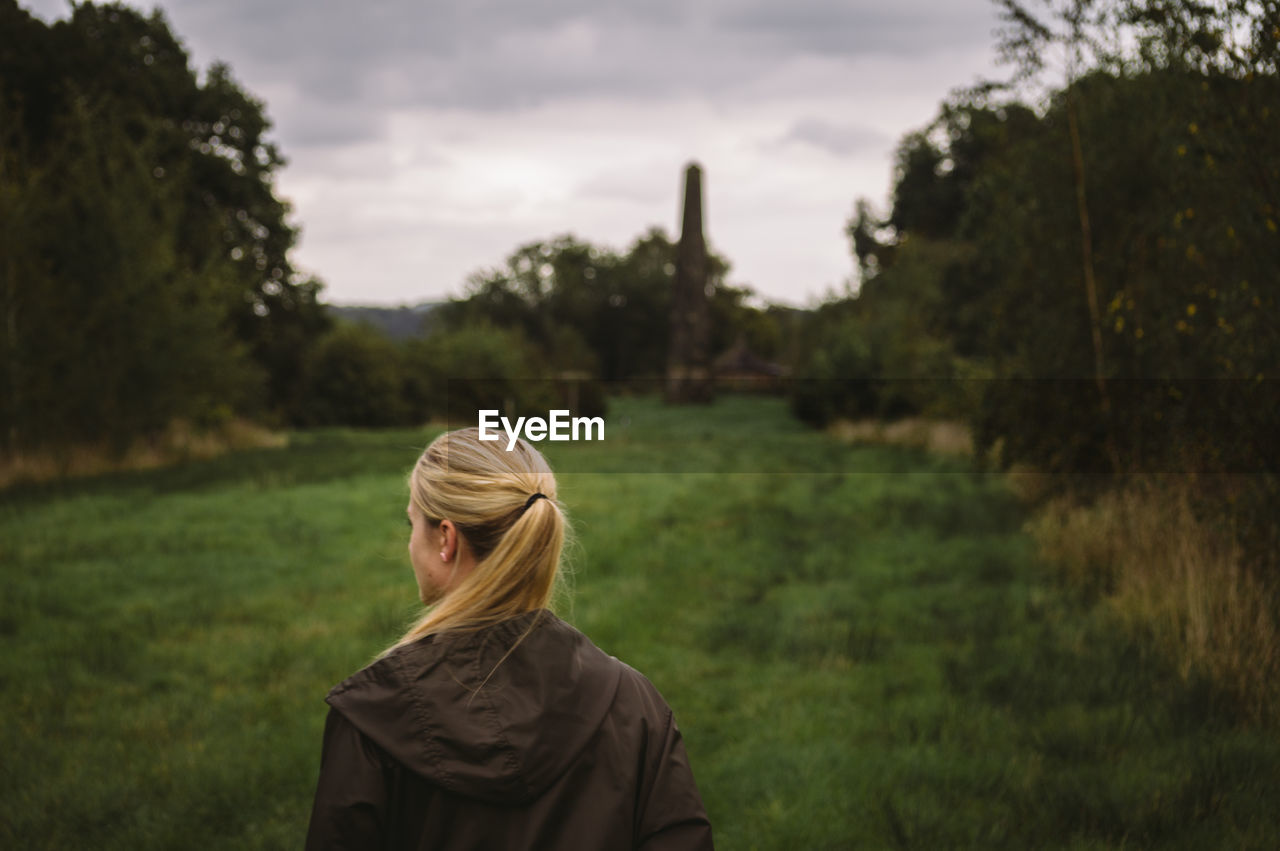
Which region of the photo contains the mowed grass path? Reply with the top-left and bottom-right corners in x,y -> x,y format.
2,396 -> 1276,849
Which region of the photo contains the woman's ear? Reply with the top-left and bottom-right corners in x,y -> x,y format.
437,519 -> 457,563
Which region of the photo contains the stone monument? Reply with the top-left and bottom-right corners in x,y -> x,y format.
665,162 -> 714,403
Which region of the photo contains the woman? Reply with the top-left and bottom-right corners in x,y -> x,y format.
305,427 -> 714,850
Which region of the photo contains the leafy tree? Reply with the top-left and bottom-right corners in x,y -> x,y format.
0,92 -> 257,450
990,0 -> 1133,469
439,228 -> 771,385
0,0 -> 328,445
298,323 -> 407,428
815,100 -> 1038,428
402,322 -> 562,425
787,300 -> 879,427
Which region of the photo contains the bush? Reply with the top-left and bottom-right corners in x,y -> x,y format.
403,323 -> 563,426
298,323 -> 408,427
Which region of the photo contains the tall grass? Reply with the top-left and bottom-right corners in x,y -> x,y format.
0,418 -> 285,489
1027,476 -> 1280,726
827,417 -> 974,457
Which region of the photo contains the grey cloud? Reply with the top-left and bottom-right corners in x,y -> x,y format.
576,165 -> 678,204
715,0 -> 997,54
28,0 -> 999,145
277,104 -> 388,150
781,119 -> 887,157
388,22 -> 763,110
165,0 -> 997,111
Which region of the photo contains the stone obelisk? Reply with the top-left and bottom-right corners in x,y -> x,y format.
665,162 -> 713,404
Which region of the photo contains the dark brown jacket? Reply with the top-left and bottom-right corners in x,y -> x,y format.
305,610 -> 713,850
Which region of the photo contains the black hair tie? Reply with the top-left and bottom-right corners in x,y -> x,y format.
523,492 -> 548,512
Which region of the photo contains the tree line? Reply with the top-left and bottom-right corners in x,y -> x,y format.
0,1 -> 799,451
4,0 -> 1276,582
299,230 -> 794,427
792,0 -> 1278,572
0,0 -> 328,451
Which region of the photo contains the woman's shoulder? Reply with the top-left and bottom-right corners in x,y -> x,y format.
325,608 -> 669,717
327,609 -> 585,692
508,614 -> 679,733
536,621 -> 676,719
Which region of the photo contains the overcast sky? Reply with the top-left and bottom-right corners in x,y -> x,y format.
25,0 -> 1006,306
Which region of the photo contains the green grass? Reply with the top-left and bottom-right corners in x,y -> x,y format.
2,396 -> 1277,848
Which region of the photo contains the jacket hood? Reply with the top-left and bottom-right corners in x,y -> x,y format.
325,610 -> 623,805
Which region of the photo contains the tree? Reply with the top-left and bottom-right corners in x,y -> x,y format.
4,2 -> 328,416
298,323 -> 408,427
402,322 -> 563,425
439,228 -> 758,385
0,0 -> 328,451
990,0 -> 1129,471
832,0 -> 1279,569
0,93 -> 257,450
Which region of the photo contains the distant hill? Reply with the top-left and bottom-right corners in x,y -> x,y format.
327,302 -> 444,340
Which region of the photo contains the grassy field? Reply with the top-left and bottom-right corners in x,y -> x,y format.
2,396 -> 1277,849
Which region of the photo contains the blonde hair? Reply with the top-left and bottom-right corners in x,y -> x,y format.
388,427 -> 568,652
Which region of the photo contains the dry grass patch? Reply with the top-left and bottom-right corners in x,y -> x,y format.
827,417 -> 973,456
1027,476 -> 1280,725
0,418 -> 286,489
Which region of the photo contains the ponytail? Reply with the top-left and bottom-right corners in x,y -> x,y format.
385,428 -> 568,653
